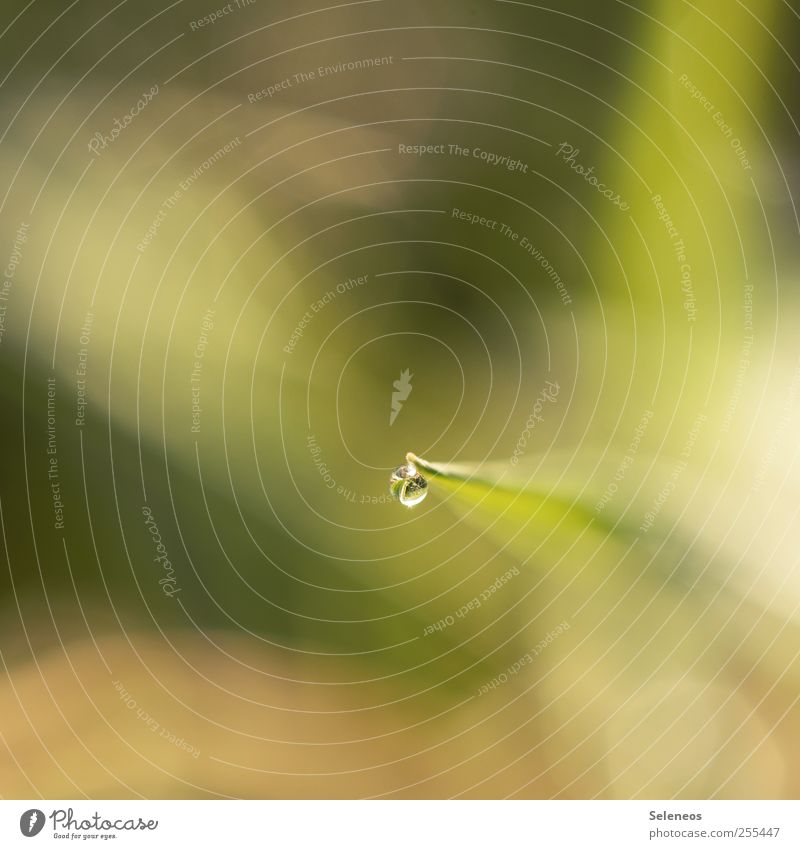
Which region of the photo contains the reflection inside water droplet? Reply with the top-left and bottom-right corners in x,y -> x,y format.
389,462 -> 428,507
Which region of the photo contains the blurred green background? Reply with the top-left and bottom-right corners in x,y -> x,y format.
0,0 -> 799,798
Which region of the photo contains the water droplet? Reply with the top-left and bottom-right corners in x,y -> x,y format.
389,462 -> 428,507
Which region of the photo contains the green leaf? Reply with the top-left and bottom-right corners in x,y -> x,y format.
407,450 -> 650,551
